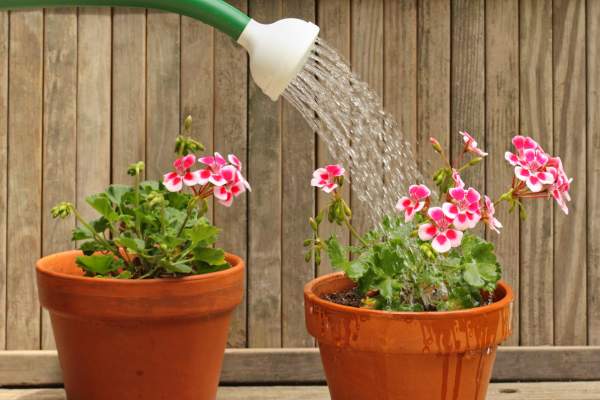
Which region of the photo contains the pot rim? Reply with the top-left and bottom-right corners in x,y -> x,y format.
36,250 -> 244,285
304,272 -> 513,320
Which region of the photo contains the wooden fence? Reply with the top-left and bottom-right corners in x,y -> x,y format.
0,0 -> 598,364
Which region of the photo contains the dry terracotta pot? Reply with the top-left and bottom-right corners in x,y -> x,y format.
36,250 -> 244,400
304,272 -> 513,400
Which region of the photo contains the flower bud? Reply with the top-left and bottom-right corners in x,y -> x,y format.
468,157 -> 483,166
343,203 -> 352,217
309,217 -> 318,231
127,161 -> 145,177
430,137 -> 443,154
184,115 -> 193,131
315,251 -> 321,266
304,251 -> 312,263
303,239 -> 312,247
51,202 -> 74,219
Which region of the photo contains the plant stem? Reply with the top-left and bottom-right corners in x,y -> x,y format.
344,218 -> 368,247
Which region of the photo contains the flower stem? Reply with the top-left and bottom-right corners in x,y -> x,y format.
344,218 -> 368,247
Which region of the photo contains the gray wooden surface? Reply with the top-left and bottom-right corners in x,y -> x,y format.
2,382 -> 600,400
0,0 -> 597,352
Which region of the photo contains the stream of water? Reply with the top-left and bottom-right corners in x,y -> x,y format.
283,38 -> 425,225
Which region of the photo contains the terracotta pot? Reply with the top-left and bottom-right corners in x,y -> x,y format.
36,250 -> 244,400
304,272 -> 513,400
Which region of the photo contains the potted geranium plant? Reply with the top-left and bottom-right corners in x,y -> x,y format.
304,132 -> 571,400
36,117 -> 250,400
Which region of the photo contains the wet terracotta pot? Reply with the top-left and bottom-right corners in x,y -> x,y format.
304,272 -> 513,400
36,250 -> 244,400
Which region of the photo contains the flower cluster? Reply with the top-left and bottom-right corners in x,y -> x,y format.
505,135 -> 572,214
163,152 -> 250,207
311,132 -> 572,254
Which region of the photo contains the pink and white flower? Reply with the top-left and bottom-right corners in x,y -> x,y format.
442,187 -> 482,230
396,184 -> 431,222
163,154 -> 201,192
418,207 -> 463,253
514,165 -> 554,192
311,164 -> 345,193
452,169 -> 465,188
198,152 -> 229,186
460,131 -> 488,157
212,163 -> 251,207
546,156 -> 572,215
482,195 -> 502,234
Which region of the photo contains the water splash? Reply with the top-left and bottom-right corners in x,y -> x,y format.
283,38 -> 425,225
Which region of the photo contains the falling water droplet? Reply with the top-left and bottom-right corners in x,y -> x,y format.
283,38 -> 429,224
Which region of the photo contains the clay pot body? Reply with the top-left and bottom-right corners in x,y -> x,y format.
304,272 -> 513,400
36,250 -> 244,400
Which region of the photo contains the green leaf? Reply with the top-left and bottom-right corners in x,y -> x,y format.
185,222 -> 220,246
86,194 -> 119,222
79,241 -> 107,256
470,242 -> 497,265
347,257 -> 369,280
90,217 -> 110,233
325,236 -> 350,271
463,262 -> 485,288
170,263 -> 193,273
71,226 -> 93,241
193,247 -> 226,266
375,277 -> 394,302
114,237 -> 145,252
76,255 -> 121,275
106,185 -> 131,205
116,270 -> 132,279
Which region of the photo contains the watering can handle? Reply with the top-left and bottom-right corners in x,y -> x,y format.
0,0 -> 251,40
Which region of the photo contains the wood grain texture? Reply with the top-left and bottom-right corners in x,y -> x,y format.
76,8 -> 111,221
146,10 -> 180,180
552,0 -> 587,345
213,0 -> 248,349
112,8 -> 146,183
0,11 -> 8,351
6,10 -> 43,350
485,0 -> 520,346
450,0 -> 485,237
42,8 -> 78,350
315,0 -> 351,276
384,0 -> 417,152
247,0 -> 283,348
519,0 -> 554,346
417,0 -> 450,180
588,0 -> 600,346
181,14 -> 214,218
281,0 -> 316,348
350,0 -> 384,235
3,347 -> 600,386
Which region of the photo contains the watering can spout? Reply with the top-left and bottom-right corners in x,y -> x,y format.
0,0 -> 319,100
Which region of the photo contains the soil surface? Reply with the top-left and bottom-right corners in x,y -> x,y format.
321,287 -> 362,308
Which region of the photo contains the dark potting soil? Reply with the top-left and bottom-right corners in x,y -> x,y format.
321,287 -> 362,308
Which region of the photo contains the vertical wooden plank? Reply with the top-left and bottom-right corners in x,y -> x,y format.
112,9 -> 146,183
146,11 -> 180,180
77,8 -> 111,221
247,0 -> 282,348
384,0 -> 417,152
553,0 -> 587,345
485,0 -> 520,346
42,8 -> 78,350
6,10 -> 43,350
519,0 -> 554,346
281,0 -> 316,348
350,0 -> 384,234
417,0 -> 451,181
0,10 -> 8,350
588,0 -> 600,345
450,0 -> 485,201
181,15 -> 213,222
181,14 -> 213,174
213,0 -> 248,348
315,0 -> 351,276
